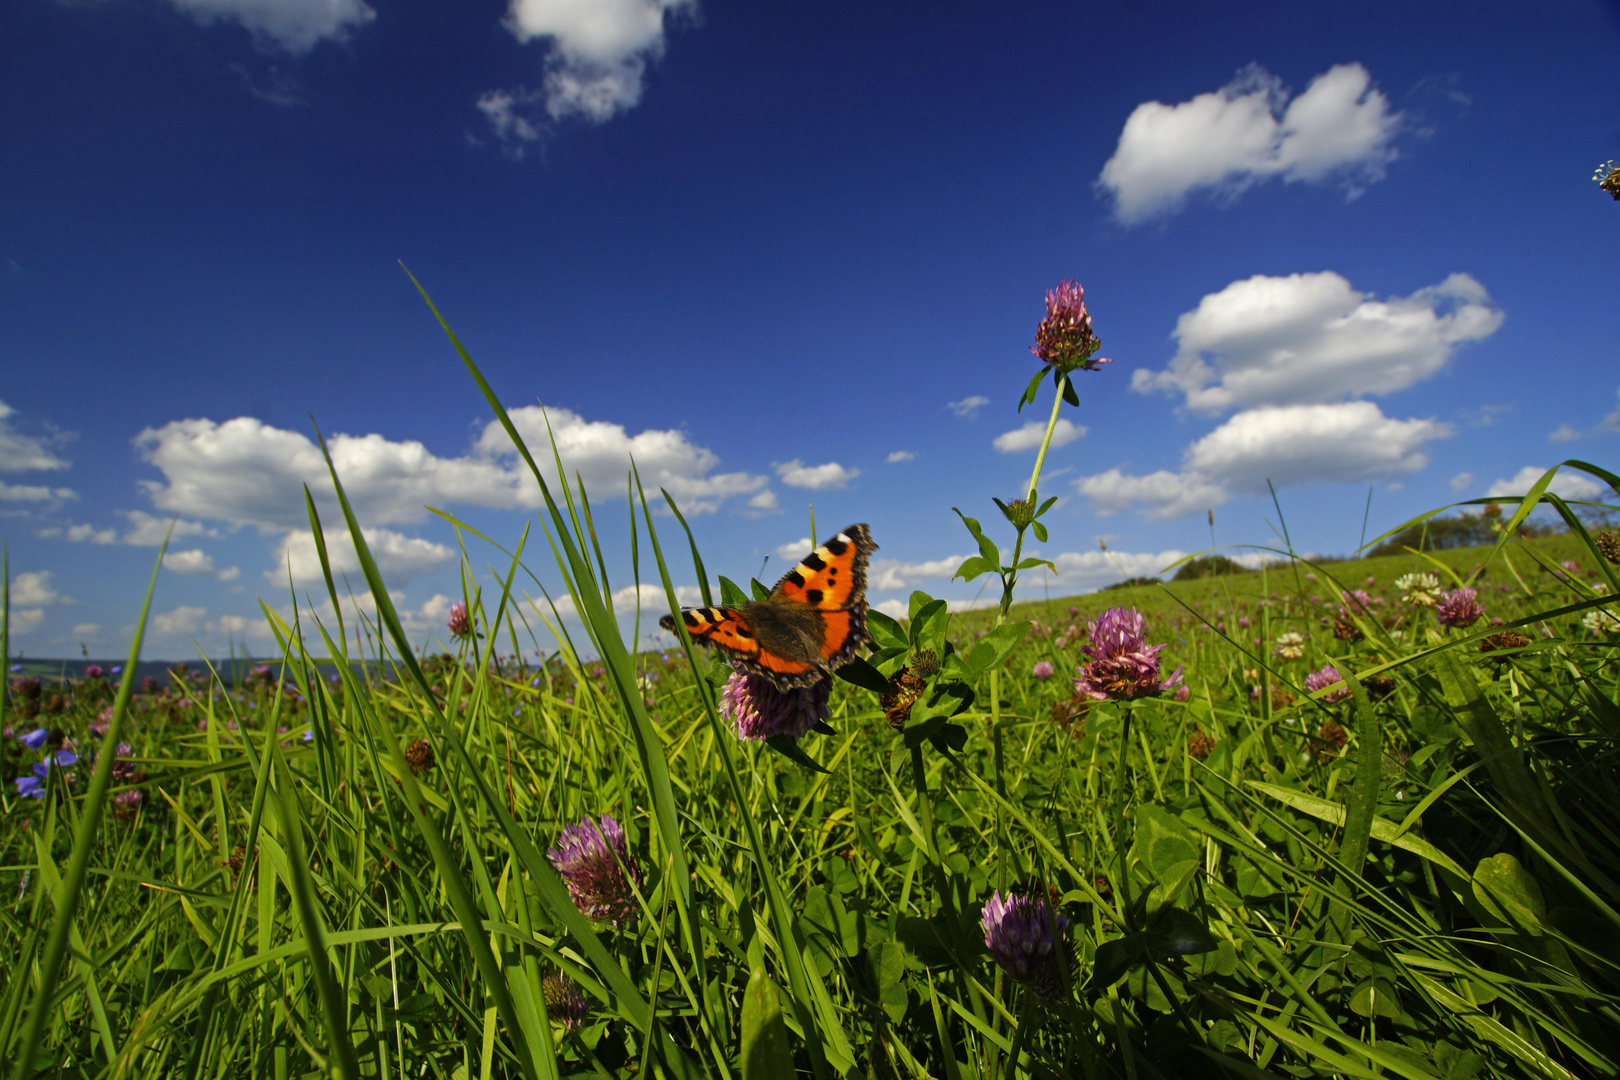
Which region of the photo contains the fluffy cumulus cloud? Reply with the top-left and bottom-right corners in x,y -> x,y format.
866,547 -> 1187,600
868,556 -> 968,592
12,571 -> 59,607
1099,63 -> 1402,223
993,418 -> 1085,454
137,405 -> 766,533
1077,403 -> 1453,519
948,396 -> 989,419
163,549 -> 241,581
480,0 -> 693,151
774,459 -> 859,491
167,0 -> 375,52
775,537 -> 812,561
1450,472 -> 1474,493
1485,467 -> 1606,501
269,528 -> 456,587
1133,272 -> 1502,414
0,397 -> 75,506
887,450 -> 915,463
152,605 -> 208,637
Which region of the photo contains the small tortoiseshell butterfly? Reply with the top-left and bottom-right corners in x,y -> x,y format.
659,524 -> 877,691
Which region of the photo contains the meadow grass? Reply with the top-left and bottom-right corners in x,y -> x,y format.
4,298 -> 1620,1080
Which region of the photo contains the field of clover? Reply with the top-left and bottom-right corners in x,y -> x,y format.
3,274 -> 1620,1080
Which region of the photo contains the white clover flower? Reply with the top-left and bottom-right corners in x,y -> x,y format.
1583,608 -> 1620,635
1273,632 -> 1307,660
1396,572 -> 1443,606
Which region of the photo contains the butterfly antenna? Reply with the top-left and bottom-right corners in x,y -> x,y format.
759,556 -> 770,580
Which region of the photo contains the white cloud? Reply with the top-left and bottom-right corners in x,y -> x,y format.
992,418 -> 1085,454
0,398 -> 70,473
1077,402 -> 1452,519
1047,549 -> 1189,591
476,89 -> 545,159
547,582 -> 701,623
152,605 -> 207,636
121,510 -> 218,546
163,549 -> 241,581
887,450 -> 915,463
66,523 -> 118,544
948,396 -> 989,418
8,609 -> 43,635
166,0 -> 375,53
775,538 -> 812,561
1449,472 -> 1473,492
0,483 -> 75,503
1485,467 -> 1606,502
774,459 -> 859,491
868,556 -> 968,592
1099,62 -> 1402,223
872,598 -> 908,620
269,527 -> 456,587
11,571 -> 59,607
745,489 -> 779,514
71,623 -> 101,638
1132,271 -> 1502,414
1549,424 -> 1581,444
137,405 -> 766,534
208,614 -> 252,636
489,0 -> 693,132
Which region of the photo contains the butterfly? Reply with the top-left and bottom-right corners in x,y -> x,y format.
659,524 -> 878,691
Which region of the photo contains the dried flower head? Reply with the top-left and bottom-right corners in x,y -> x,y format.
447,601 -> 473,639
1332,611 -> 1364,642
1031,279 -> 1110,372
880,664 -> 929,730
547,815 -> 642,926
1073,607 -> 1182,701
1304,665 -> 1351,704
981,890 -> 1074,1004
112,788 -> 143,822
1273,632 -> 1307,661
1050,693 -> 1090,736
1187,729 -> 1215,760
1597,160 -> 1620,200
542,974 -> 590,1033
1435,588 -> 1485,629
1314,720 -> 1348,762
1479,629 -> 1530,659
720,668 -> 831,741
405,738 -> 435,773
1595,530 -> 1620,565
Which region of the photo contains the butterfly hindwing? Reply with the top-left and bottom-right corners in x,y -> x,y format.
770,524 -> 875,611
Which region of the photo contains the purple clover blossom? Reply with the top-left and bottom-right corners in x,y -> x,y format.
718,668 -> 830,741
84,664 -> 104,679
981,891 -> 1073,1003
547,815 -> 643,926
1304,665 -> 1352,704
1031,280 -> 1110,372
1032,660 -> 1055,680
19,728 -> 49,751
447,601 -> 473,639
1435,588 -> 1486,629
542,974 -> 590,1033
1073,607 -> 1182,701
1341,589 -> 1375,614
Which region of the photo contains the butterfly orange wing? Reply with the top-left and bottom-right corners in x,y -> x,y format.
657,606 -> 823,686
770,524 -> 876,667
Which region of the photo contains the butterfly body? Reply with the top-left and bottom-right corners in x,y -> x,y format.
660,524 -> 877,690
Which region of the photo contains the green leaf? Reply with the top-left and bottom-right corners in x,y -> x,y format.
1032,521 -> 1048,543
741,966 -> 795,1080
1472,852 -> 1548,935
910,597 -> 949,656
964,622 -> 1029,677
1036,495 -> 1059,518
1146,908 -> 1217,956
867,646 -> 910,675
1017,367 -> 1046,412
952,509 -> 987,543
928,722 -> 968,754
1093,933 -> 1148,986
953,556 -> 997,582
1349,977 -> 1402,1019
1145,858 -> 1199,915
1061,373 -> 1079,406
1013,557 -> 1055,573
1131,804 -> 1200,878
867,608 -> 908,649
750,577 -> 771,602
833,656 -> 892,696
868,942 -> 908,1023
765,734 -> 828,773
718,576 -> 750,609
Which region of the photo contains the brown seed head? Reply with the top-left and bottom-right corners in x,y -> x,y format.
1314,720 -> 1348,762
1596,530 -> 1620,565
1187,728 -> 1215,760
405,738 -> 435,774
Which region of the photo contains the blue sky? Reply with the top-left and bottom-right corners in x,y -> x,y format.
2,0 -> 1618,659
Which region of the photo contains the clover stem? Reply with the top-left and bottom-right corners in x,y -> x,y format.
1024,371 -> 1070,505
1112,705 -> 1136,928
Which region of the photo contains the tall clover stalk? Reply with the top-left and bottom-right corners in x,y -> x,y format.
954,280 -> 1111,805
